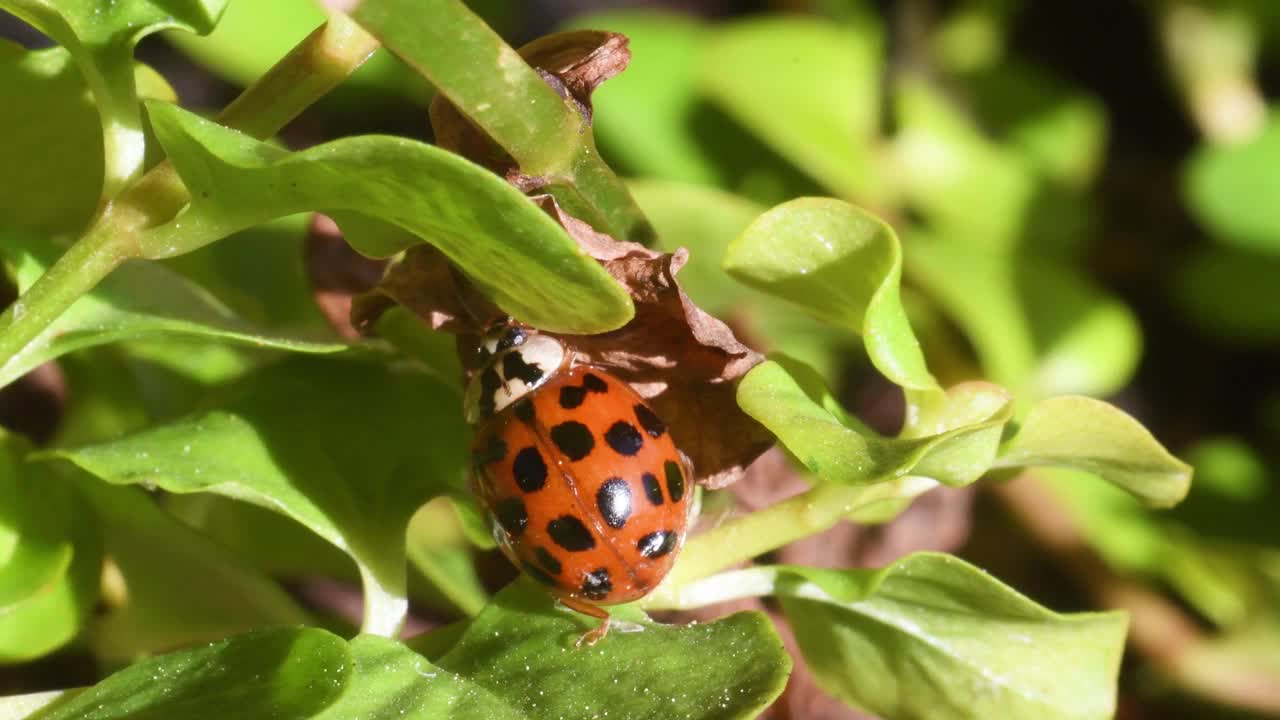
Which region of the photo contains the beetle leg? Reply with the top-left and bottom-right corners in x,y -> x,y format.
559,596 -> 611,647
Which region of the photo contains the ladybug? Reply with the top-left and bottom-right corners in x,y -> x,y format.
465,319 -> 692,645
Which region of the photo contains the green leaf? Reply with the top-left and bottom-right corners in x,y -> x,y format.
701,15 -> 885,200
905,235 -> 1141,399
0,434 -> 100,662
891,77 -> 1038,253
724,198 -> 938,392
994,395 -> 1193,508
166,494 -> 357,582
48,355 -> 470,636
967,61 -> 1107,190
0,230 -> 345,389
0,41 -> 175,235
0,43 -> 101,235
0,0 -> 226,194
142,102 -> 633,334
406,498 -> 488,618
738,358 -> 1011,487
349,0 -> 649,243
73,480 -> 308,661
775,554 -> 1128,720
27,626 -> 350,720
428,581 -> 791,719
312,635 -> 522,719
162,214 -> 332,333
1184,111 -> 1280,253
166,0 -> 429,104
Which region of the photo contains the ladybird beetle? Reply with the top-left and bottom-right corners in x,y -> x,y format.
465,319 -> 692,645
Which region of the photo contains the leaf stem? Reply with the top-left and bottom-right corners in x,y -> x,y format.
0,216 -> 138,384
358,565 -> 408,637
217,12 -> 381,140
644,476 -> 937,609
0,13 -> 380,384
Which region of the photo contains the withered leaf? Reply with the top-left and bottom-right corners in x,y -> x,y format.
351,193 -> 772,489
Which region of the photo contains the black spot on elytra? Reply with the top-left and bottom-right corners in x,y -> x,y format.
596,478 -> 632,529
548,515 -> 595,551
502,352 -> 544,385
521,559 -> 557,587
637,530 -> 677,559
473,435 -> 507,465
583,374 -> 608,393
513,398 -> 535,424
494,498 -> 528,538
496,327 -> 526,351
550,421 -> 594,460
559,385 -> 587,409
478,367 -> 501,418
605,421 -> 643,456
581,567 -> 612,600
664,460 -> 686,502
633,403 -> 666,438
642,472 -> 664,506
512,446 -> 547,492
535,546 -> 562,575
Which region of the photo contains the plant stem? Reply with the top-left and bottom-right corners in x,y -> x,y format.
0,217 -> 137,383
0,13 -> 380,383
645,476 -> 937,608
217,12 -> 380,140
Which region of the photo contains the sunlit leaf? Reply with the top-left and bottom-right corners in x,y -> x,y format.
50,355 -> 469,636
905,235 -> 1141,399
994,396 -> 1193,507
426,581 -> 791,719
738,358 -> 1011,487
406,499 -> 488,617
967,61 -> 1107,190
350,0 -> 648,243
0,434 -> 100,663
701,15 -> 884,200
891,77 -> 1037,253
72,480 -> 308,661
142,102 -> 633,334
1185,112 -> 1280,253
725,198 -> 938,391
0,0 -> 226,193
776,554 -> 1127,720
27,627 -> 350,720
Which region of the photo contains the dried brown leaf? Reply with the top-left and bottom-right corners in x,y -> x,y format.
351,192 -> 771,488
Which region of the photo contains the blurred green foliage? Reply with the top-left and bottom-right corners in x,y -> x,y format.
0,0 -> 1277,718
